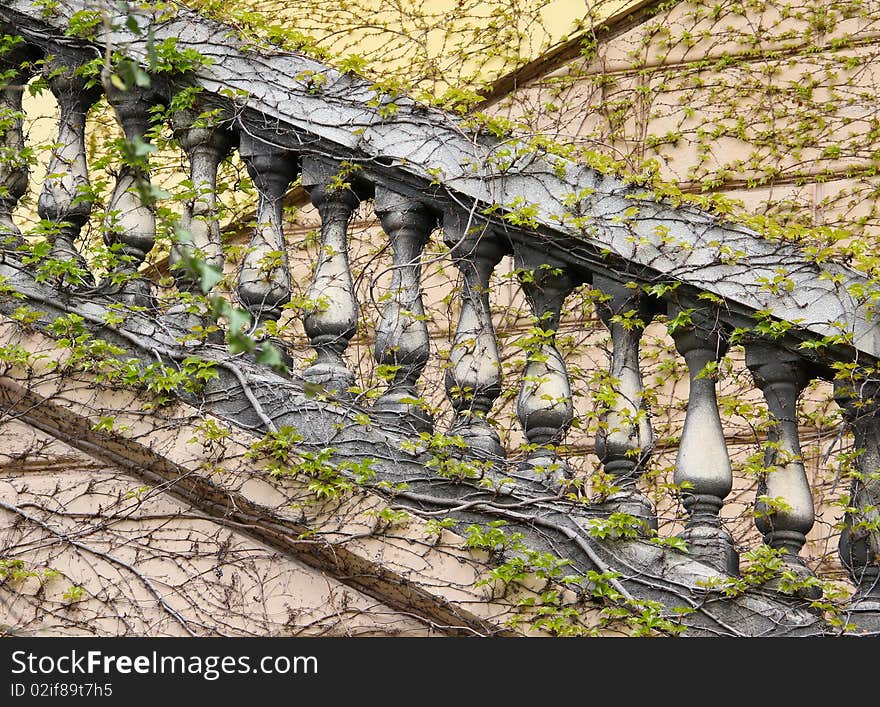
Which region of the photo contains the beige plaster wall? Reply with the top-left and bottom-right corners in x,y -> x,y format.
0,419 -> 436,637
490,0 -> 880,237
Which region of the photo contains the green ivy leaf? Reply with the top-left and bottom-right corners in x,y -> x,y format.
226,307 -> 250,336
198,263 -> 223,294
256,342 -> 284,371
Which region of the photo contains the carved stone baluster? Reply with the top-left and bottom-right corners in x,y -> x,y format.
236,133 -> 298,335
299,156 -> 362,397
513,244 -> 577,488
443,209 -> 506,460
103,84 -> 158,308
593,273 -> 655,528
746,343 -> 820,597
36,53 -> 101,285
0,42 -> 35,246
670,306 -> 738,575
167,107 -> 233,332
373,186 -> 435,431
833,379 -> 880,632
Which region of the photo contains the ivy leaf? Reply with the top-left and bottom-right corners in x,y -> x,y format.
145,26 -> 159,70
114,58 -> 151,90
226,307 -> 251,337
109,73 -> 127,91
198,263 -> 223,294
303,381 -> 330,399
256,342 -> 285,372
174,228 -> 193,245
125,14 -> 141,34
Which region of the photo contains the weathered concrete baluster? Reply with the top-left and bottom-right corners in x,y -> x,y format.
373,187 -> 435,431
670,306 -> 737,575
833,379 -> 880,631
593,273 -> 655,529
236,134 -> 298,336
443,210 -> 506,460
513,244 -> 577,488
36,53 -> 101,285
168,107 -> 233,333
0,42 -> 34,246
299,157 -> 362,397
746,343 -> 820,597
104,84 -> 158,307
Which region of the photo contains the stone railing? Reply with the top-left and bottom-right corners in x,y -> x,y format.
1,0 -> 879,635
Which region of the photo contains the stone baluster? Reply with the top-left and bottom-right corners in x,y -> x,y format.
669,305 -> 737,575
36,53 -> 101,285
299,156 -> 363,397
593,273 -> 655,528
443,209 -> 507,460
0,41 -> 35,246
372,186 -> 435,431
167,106 -> 233,332
103,84 -> 158,307
833,378 -> 880,632
235,133 -> 298,334
513,243 -> 578,488
745,343 -> 820,597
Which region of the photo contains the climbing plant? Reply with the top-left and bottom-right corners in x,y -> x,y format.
1,0 -> 878,638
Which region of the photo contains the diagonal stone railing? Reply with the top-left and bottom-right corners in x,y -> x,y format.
5,0 -> 878,359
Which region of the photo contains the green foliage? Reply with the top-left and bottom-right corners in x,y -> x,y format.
586,512 -> 689,555
364,506 -> 411,529
400,432 -> 494,482
0,558 -> 59,586
586,512 -> 649,541
34,0 -> 60,20
692,544 -> 847,625
248,430 -> 376,500
666,307 -> 695,335
465,520 -> 524,556
45,312 -> 220,406
18,238 -> 91,287
424,517 -> 457,540
65,9 -> 103,38
187,418 -> 232,448
479,549 -> 576,588
147,37 -> 213,74
464,521 -> 692,637
61,585 -> 86,605
3,0 -> 875,639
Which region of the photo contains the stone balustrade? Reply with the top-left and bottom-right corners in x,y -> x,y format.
1,0 -> 879,634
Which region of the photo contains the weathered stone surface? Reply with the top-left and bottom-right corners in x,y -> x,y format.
372,187 -> 435,432
670,307 -> 738,576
